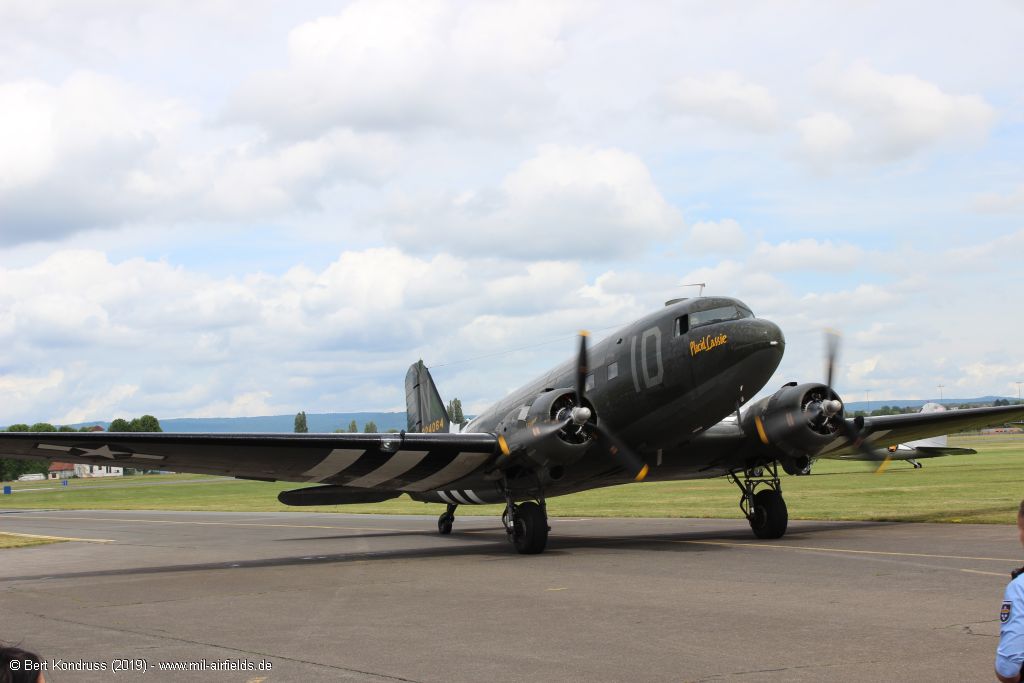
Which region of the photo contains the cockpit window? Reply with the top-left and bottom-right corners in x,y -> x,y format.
689,304 -> 754,329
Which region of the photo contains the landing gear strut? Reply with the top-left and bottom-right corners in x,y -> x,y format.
908,458 -> 922,469
729,462 -> 788,540
501,481 -> 549,554
437,503 -> 457,535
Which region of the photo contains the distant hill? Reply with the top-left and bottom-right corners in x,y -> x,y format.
845,396 -> 1017,412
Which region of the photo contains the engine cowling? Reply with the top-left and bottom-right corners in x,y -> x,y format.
743,382 -> 847,474
495,389 -> 596,469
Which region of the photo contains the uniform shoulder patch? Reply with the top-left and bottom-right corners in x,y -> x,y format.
1002,601 -> 1012,624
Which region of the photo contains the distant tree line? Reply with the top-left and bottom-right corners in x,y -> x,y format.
851,406 -> 920,417
108,415 -> 163,432
331,418 -> 384,433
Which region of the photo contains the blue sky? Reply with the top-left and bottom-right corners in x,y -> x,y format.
1,1 -> 1022,424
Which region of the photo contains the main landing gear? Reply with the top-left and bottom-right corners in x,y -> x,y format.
435,488 -> 550,554
501,483 -> 549,555
437,503 -> 457,535
729,462 -> 788,540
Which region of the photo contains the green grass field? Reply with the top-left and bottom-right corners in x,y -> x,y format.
1,434 -> 1022,524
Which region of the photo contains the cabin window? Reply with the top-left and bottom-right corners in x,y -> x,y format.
607,362 -> 618,380
585,373 -> 595,391
675,315 -> 689,336
689,304 -> 754,329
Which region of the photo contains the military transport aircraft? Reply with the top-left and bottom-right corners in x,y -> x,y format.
2,297 -> 1022,554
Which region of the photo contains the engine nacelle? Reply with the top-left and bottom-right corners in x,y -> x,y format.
494,389 -> 595,469
743,382 -> 845,472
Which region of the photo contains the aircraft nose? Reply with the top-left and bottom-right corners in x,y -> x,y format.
760,319 -> 785,350
732,318 -> 785,355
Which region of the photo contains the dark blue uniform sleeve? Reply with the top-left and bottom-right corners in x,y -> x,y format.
997,577 -> 1024,678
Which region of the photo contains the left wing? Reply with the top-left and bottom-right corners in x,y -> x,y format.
0,431 -> 499,493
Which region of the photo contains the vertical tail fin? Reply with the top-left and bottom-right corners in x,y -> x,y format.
405,360 -> 451,433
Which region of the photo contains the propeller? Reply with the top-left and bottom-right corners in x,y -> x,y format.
573,330 -> 649,481
821,330 -> 887,473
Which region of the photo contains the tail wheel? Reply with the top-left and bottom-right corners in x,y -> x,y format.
749,489 -> 788,539
512,501 -> 549,554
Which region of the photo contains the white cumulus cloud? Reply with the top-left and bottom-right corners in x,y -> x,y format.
796,112 -> 855,171
225,0 -> 577,138
687,219 -> 747,253
661,72 -> 779,132
385,145 -> 684,260
797,62 -> 995,168
752,239 -> 864,272
0,71 -> 400,245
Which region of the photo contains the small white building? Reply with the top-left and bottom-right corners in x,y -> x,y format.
74,463 -> 123,478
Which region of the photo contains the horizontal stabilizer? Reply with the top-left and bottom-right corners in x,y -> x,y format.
278,486 -> 402,506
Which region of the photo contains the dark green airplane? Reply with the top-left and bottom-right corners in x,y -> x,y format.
2,297 -> 1022,554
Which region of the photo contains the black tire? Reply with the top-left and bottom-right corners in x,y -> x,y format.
512,501 -> 549,554
437,513 -> 453,535
748,489 -> 788,539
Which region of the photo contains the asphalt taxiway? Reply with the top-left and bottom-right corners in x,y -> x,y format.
0,509 -> 1016,681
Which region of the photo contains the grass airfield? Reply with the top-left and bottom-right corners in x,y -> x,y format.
1,434 -> 1021,524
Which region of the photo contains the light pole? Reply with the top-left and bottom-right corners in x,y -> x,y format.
1017,381 -> 1023,403
937,384 -> 944,403
865,389 -> 871,414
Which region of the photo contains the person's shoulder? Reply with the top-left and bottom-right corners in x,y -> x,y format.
1008,571 -> 1024,597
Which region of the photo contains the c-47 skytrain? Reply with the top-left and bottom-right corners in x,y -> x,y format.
3,297 -> 1022,554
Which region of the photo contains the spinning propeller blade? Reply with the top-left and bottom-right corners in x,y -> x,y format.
824,329 -> 840,393
822,330 -> 885,471
576,331 -> 589,405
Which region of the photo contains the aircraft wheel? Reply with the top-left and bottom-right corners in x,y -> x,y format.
512,501 -> 549,554
748,489 -> 788,540
437,512 -> 454,535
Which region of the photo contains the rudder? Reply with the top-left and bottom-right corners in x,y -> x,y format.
405,360 -> 451,433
